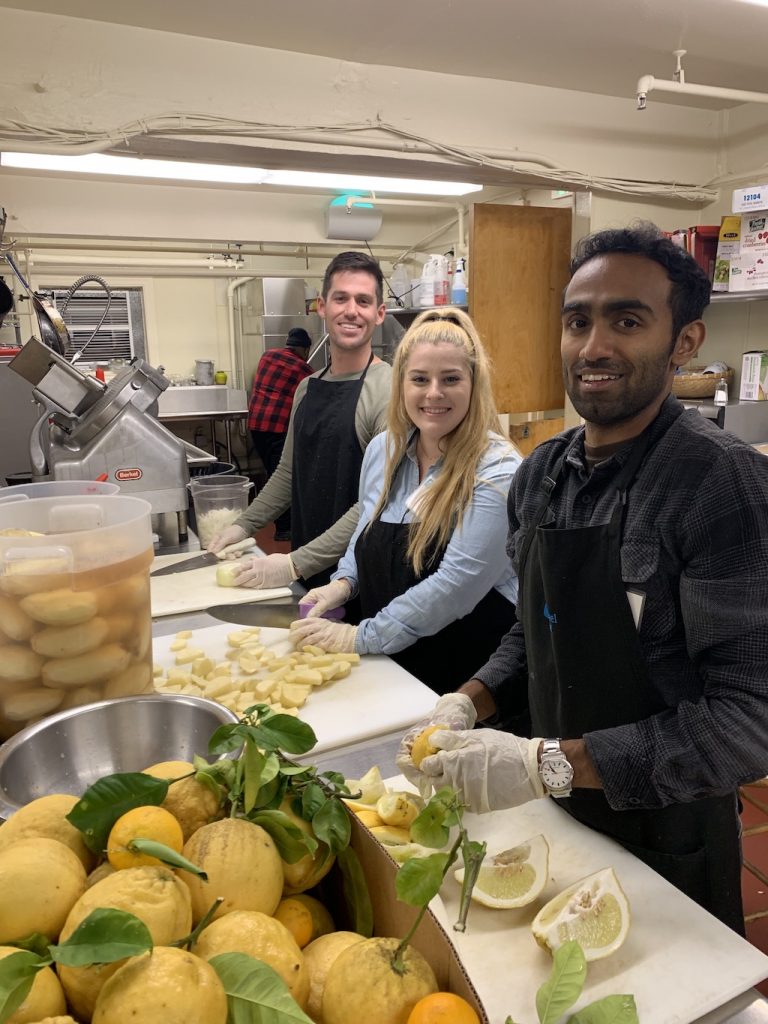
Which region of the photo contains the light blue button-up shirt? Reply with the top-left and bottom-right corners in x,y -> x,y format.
333,430 -> 521,655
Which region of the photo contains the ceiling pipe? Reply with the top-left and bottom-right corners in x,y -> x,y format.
637,75 -> 768,111
345,195 -> 467,255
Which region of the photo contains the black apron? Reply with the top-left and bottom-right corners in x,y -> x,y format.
519,416 -> 744,933
355,511 -> 516,695
291,355 -> 373,590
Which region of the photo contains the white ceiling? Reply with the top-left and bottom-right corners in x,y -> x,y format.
2,0 -> 768,103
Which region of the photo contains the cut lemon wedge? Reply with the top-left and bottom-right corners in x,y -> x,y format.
531,866 -> 630,961
454,834 -> 550,909
344,765 -> 386,805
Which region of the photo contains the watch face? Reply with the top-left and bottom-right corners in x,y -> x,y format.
540,756 -> 573,792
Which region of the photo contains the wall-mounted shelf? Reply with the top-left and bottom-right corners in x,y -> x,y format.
710,290 -> 768,304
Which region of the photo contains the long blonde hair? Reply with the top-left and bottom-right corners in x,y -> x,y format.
371,307 -> 503,574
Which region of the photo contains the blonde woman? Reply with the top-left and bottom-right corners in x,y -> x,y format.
289,308 -> 522,694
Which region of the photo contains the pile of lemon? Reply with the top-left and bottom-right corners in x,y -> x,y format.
0,764 -> 484,1024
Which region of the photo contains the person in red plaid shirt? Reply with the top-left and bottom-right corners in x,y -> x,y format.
248,328 -> 313,540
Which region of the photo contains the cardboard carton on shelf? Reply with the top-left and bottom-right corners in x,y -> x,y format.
730,252 -> 768,293
740,351 -> 768,401
713,215 -> 743,292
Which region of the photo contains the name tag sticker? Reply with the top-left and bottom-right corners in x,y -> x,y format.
626,588 -> 646,631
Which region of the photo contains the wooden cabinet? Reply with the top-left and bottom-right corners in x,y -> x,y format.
469,203 -> 571,423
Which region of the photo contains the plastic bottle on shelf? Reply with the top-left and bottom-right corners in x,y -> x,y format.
451,258 -> 468,305
433,254 -> 450,305
714,377 -> 729,405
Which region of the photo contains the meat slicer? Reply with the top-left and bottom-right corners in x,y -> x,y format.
8,337 -> 192,534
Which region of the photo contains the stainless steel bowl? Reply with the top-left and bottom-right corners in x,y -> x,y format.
0,694 -> 238,819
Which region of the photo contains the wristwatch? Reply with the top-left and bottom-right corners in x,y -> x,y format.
539,739 -> 574,798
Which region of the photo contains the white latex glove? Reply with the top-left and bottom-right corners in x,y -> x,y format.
420,729 -> 545,813
289,617 -> 358,654
395,693 -> 478,797
207,524 -> 247,554
234,552 -> 298,589
303,579 -> 353,618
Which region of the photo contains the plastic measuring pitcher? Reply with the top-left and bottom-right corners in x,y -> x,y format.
0,480 -> 120,505
188,475 -> 253,548
0,494 -> 154,740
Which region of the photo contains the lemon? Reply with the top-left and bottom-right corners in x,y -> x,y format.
0,794 -> 95,871
411,726 -> 447,769
107,805 -> 184,870
322,937 -> 438,1024
454,834 -> 550,909
531,866 -> 630,962
0,946 -> 67,1023
354,808 -> 385,829
92,947 -> 227,1024
180,817 -> 284,923
194,909 -> 310,1008
369,825 -> 412,846
278,798 -> 335,896
57,865 -> 191,1021
143,760 -> 223,842
376,792 -> 420,829
344,766 -> 386,805
303,932 -> 366,1023
0,838 -> 86,943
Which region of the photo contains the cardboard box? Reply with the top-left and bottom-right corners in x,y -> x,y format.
729,252 -> 768,292
688,225 -> 720,280
322,813 -> 489,1022
713,215 -> 742,291
733,184 -> 768,213
739,213 -> 768,252
740,351 -> 768,401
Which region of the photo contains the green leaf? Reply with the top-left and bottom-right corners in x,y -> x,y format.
312,799 -> 351,855
335,846 -> 374,937
536,941 -> 587,1024
8,934 -> 50,958
0,951 -> 47,1024
249,716 -> 317,755
252,773 -> 288,811
568,994 -> 638,1024
277,764 -> 312,777
455,838 -> 486,933
250,810 -> 316,863
244,742 -> 266,814
208,722 -> 247,754
209,951 -> 314,1023
321,770 -> 348,790
409,802 -> 449,850
65,772 -> 169,853
300,782 -> 326,820
396,853 -> 449,907
128,839 -> 208,879
50,908 -> 153,968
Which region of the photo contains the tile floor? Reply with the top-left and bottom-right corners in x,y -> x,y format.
258,518 -> 768,992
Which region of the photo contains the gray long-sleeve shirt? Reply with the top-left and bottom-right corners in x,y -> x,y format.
236,361 -> 392,579
475,396 -> 768,811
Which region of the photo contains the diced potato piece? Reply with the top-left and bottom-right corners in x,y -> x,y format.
192,657 -> 215,677
155,681 -> 182,693
214,661 -> 231,674
331,662 -> 352,680
218,695 -> 239,711
336,653 -> 361,664
281,706 -> 299,717
167,669 -> 192,683
306,654 -> 338,668
301,644 -> 325,656
204,677 -> 235,699
227,630 -> 253,647
319,665 -> 338,682
169,639 -> 187,652
254,678 -> 278,700
236,691 -> 257,712
175,630 -> 193,639
291,669 -> 323,687
239,657 -> 261,675
175,647 -> 204,665
216,563 -> 240,588
269,656 -> 294,669
225,649 -> 241,661
280,683 -> 310,708
180,683 -> 203,696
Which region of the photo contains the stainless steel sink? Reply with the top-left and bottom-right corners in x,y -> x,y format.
157,385 -> 248,416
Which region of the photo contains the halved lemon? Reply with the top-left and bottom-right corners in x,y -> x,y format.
531,866 -> 630,961
343,765 -> 386,805
454,834 -> 550,909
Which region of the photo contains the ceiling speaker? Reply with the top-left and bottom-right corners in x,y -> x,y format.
325,202 -> 382,242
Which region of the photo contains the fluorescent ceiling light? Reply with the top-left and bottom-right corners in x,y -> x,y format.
0,152 -> 482,196
733,0 -> 768,6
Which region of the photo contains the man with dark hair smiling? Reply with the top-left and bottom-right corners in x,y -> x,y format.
400,222 -> 768,932
208,251 -> 391,588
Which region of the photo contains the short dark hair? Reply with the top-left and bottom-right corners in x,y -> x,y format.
286,327 -> 312,349
321,251 -> 384,306
570,222 -> 711,338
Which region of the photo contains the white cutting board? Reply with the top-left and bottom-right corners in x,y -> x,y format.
152,623 -> 438,754
411,787 -> 768,1024
150,552 -> 292,618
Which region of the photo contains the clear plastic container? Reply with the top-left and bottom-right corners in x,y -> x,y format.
0,495 -> 154,740
188,475 -> 253,548
0,480 -> 120,505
